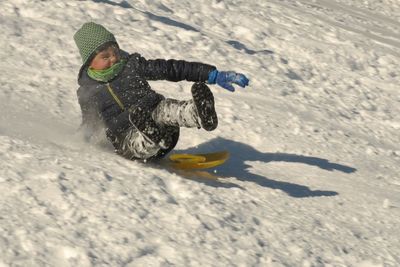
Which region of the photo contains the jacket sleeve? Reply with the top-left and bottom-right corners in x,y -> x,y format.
131,53 -> 216,82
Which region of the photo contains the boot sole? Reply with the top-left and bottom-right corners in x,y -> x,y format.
191,82 -> 218,131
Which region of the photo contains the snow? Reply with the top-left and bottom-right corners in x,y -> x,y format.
0,0 -> 399,266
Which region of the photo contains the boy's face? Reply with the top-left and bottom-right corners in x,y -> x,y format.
90,45 -> 120,70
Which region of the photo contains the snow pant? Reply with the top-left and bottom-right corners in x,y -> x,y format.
117,98 -> 201,160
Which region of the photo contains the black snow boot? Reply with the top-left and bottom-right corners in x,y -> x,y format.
191,82 -> 218,131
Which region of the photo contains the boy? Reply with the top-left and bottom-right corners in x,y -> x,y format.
74,22 -> 249,161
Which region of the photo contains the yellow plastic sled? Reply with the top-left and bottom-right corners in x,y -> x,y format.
168,151 -> 229,170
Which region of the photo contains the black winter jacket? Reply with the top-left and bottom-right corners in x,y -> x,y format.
77,51 -> 216,147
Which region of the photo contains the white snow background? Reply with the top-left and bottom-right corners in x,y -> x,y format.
1,0 -> 399,266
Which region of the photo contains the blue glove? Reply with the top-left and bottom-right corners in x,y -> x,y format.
207,70 -> 249,92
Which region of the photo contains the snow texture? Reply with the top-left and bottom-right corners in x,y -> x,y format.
0,0 -> 399,266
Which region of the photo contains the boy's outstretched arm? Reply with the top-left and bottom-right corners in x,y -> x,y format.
134,54 -> 215,82
134,54 -> 250,91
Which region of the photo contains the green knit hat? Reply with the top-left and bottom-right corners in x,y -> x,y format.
74,22 -> 117,65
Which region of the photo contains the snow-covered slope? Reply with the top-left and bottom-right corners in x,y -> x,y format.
0,0 -> 399,266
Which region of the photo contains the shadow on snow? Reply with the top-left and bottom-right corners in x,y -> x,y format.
92,0 -> 274,56
174,137 -> 356,198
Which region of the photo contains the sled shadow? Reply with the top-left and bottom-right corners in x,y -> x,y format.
176,138 -> 357,198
